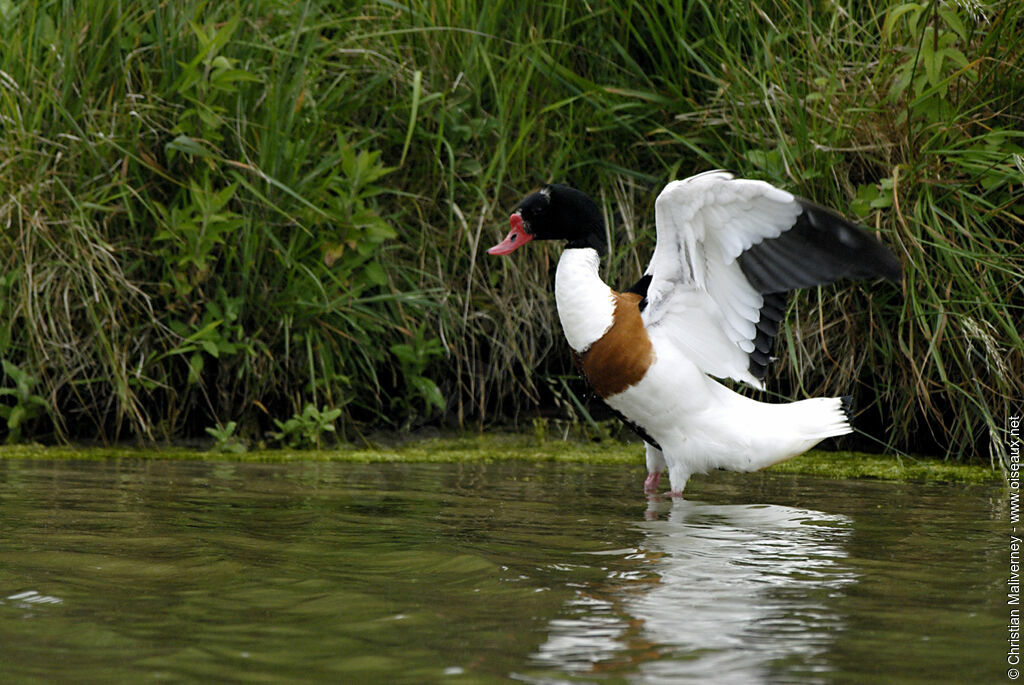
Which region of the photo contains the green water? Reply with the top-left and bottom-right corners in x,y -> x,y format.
0,458 -> 1008,683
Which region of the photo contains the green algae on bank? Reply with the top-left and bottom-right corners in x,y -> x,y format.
765,450 -> 999,485
0,434 -> 999,484
0,434 -> 638,466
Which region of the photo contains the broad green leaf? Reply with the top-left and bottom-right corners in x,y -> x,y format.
166,135 -> 216,159
883,3 -> 924,41
362,261 -> 388,286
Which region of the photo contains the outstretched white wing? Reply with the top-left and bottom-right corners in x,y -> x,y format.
641,170 -> 900,388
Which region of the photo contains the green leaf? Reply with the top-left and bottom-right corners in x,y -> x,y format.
938,6 -> 969,41
362,261 -> 388,286
7,404 -> 25,430
188,353 -> 204,384
941,47 -> 970,71
883,3 -> 924,41
208,182 -> 239,213
166,135 -> 216,159
197,106 -> 225,131
201,340 -> 220,358
411,376 -> 445,412
390,343 -> 417,364
921,28 -> 941,87
400,69 -> 422,167
211,68 -> 261,92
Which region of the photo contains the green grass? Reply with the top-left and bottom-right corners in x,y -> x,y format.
0,434 -> 999,484
0,1 -> 1021,467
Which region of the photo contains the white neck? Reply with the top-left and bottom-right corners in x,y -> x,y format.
554,248 -> 616,352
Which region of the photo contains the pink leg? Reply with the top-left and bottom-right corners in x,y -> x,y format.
643,471 -> 662,493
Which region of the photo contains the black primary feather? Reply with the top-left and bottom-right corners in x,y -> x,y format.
738,199 -> 902,293
737,199 -> 902,379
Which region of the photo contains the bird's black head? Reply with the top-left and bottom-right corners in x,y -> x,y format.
487,184 -> 606,256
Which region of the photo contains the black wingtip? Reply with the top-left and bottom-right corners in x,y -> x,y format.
739,199 -> 903,294
879,250 -> 904,285
797,199 -> 903,285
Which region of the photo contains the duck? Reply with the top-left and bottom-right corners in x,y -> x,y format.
488,171 -> 902,495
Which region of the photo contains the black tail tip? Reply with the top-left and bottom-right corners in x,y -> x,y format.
840,395 -> 854,423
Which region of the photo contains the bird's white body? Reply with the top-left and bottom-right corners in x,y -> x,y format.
555,247 -> 851,494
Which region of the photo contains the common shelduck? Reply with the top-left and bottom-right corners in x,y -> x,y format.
488,171 -> 901,495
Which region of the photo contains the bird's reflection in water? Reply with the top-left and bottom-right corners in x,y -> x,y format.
531,497 -> 856,683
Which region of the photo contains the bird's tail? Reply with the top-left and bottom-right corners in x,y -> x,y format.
791,395 -> 853,441
717,395 -> 853,473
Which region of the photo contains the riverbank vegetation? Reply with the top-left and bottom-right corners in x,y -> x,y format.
1,1 -> 1021,466
0,433 -> 1000,484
